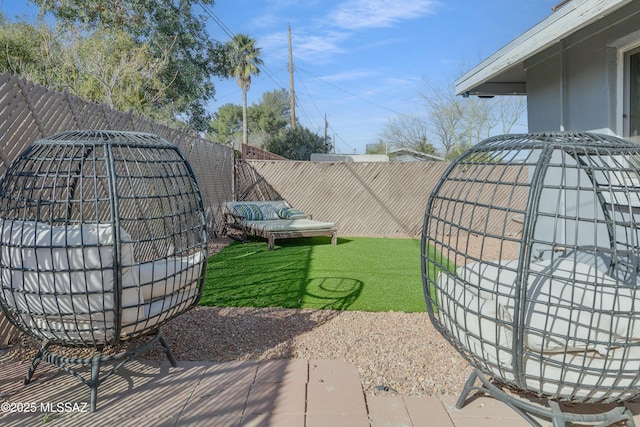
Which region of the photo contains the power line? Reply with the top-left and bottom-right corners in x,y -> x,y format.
293,68 -> 354,153
259,65 -> 289,92
328,127 -> 354,154
298,67 -> 421,119
199,3 -> 234,40
198,4 -> 351,152
199,2 -> 288,92
294,68 -> 323,120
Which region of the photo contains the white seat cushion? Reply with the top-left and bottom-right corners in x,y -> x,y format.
457,258 -> 640,353
135,251 -> 205,301
438,257 -> 640,400
246,219 -> 335,232
0,219 -> 204,342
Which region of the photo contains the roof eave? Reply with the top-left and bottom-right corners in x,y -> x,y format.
455,0 -> 632,97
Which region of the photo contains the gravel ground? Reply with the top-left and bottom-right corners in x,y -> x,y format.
1,307 -> 471,398
0,237 -> 474,398
161,306 -> 471,397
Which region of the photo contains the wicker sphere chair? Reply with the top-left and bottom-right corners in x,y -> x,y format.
0,130 -> 207,411
422,132 -> 640,426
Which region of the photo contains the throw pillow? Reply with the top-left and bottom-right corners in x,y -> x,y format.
277,207 -> 306,219
258,204 -> 281,220
234,204 -> 263,220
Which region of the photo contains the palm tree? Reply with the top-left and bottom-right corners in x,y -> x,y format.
227,34 -> 263,150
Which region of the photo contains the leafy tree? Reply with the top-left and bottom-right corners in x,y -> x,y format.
70,28 -> 168,112
259,88 -> 291,118
209,89 -> 291,148
266,126 -> 331,160
366,142 -> 386,154
0,14 -> 62,86
226,34 -> 263,149
30,0 -> 227,131
209,103 -> 243,146
377,114 -> 437,156
249,88 -> 290,136
0,17 -> 175,119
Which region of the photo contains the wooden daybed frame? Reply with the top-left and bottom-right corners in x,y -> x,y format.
225,200 -> 337,250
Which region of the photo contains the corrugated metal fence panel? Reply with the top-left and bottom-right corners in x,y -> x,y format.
241,160 -> 452,237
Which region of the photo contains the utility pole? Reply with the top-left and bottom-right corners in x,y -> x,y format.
288,25 -> 296,129
324,113 -> 328,140
324,113 -> 329,150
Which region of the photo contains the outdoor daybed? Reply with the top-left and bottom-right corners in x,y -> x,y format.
226,200 -> 337,250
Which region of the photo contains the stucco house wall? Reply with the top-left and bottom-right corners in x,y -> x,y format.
526,2 -> 640,134
456,0 -> 640,139
526,54 -> 562,132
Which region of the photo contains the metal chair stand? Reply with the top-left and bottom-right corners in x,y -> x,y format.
23,328 -> 177,412
457,369 -> 636,427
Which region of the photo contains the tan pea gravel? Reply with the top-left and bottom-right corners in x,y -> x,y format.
159,306 -> 471,397
0,237 -> 473,398
1,306 -> 471,398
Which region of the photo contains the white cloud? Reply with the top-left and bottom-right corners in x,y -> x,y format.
318,69 -> 377,82
295,32 -> 349,60
329,0 -> 437,29
255,0 -> 440,66
247,12 -> 285,31
260,29 -> 349,64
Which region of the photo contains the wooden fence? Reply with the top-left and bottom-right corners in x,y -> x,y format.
0,71 -> 476,345
242,143 -> 287,160
236,160 -> 452,238
0,314 -> 17,347
0,72 -> 234,346
0,72 -> 234,235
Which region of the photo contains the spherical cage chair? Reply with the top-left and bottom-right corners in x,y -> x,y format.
0,130 -> 208,411
422,132 -> 640,426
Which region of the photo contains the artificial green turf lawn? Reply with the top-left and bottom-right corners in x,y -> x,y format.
200,236 -> 430,312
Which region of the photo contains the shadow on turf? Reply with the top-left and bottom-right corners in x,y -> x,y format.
202,236 -> 361,311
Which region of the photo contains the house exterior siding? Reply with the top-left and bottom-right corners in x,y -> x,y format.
527,54 -> 562,132
457,0 -> 640,137
525,2 -> 640,134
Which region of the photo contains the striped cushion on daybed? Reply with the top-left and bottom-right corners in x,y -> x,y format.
226,200 -> 337,250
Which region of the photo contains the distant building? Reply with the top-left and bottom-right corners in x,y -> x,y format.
310,153 -> 389,162
387,149 -> 444,162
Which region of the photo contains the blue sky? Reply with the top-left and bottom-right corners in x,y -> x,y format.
2,0 -> 559,154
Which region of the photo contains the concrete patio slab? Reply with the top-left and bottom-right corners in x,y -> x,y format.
441,394 -> 531,427
366,395 -> 413,426
404,395 -> 455,427
1,358 -> 638,426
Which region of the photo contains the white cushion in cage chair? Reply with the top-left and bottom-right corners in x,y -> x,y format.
438,257 -> 640,400
0,219 -> 204,342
